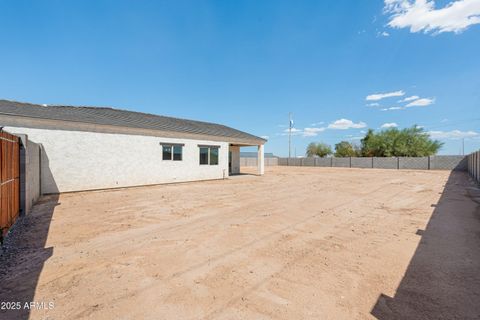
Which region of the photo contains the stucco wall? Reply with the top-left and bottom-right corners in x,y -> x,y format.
230,146 -> 240,174
5,127 -> 229,193
24,140 -> 41,213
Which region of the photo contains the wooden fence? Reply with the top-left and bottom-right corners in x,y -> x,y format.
0,130 -> 20,241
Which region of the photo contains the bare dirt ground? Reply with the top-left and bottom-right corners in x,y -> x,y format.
1,167 -> 480,320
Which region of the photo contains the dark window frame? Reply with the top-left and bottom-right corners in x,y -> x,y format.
162,145 -> 172,161
198,145 -> 220,165
199,147 -> 209,165
173,145 -> 182,161
209,147 -> 219,165
161,143 -> 184,161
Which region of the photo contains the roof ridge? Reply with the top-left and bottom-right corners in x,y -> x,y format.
0,99 -> 229,127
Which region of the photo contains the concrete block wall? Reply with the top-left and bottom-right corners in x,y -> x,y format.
291,158 -> 302,166
25,140 -> 41,214
278,155 -> 468,171
302,157 -> 315,166
430,155 -> 468,170
240,157 -> 257,167
468,151 -> 480,184
373,157 -> 398,169
278,158 -> 288,166
351,157 -> 373,168
279,158 -> 302,166
398,157 -> 429,170
17,135 -> 41,215
315,158 -> 332,167
240,157 -> 278,167
245,155 -> 468,171
332,157 -> 350,167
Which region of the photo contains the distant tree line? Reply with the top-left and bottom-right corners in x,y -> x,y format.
306,126 -> 443,158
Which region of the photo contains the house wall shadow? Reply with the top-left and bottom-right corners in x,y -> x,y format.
39,144 -> 60,194
371,170 -> 480,319
453,156 -> 468,171
0,144 -> 59,320
0,194 -> 59,320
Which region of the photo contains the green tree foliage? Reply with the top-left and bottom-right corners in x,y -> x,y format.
334,141 -> 361,157
306,142 -> 332,157
360,126 -> 443,157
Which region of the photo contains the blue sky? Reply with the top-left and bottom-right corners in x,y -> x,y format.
0,0 -> 479,156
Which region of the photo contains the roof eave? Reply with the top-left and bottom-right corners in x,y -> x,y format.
0,114 -> 266,145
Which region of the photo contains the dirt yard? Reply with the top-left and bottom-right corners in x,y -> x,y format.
1,167 -> 480,319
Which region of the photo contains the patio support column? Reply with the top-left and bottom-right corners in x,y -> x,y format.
257,144 -> 265,175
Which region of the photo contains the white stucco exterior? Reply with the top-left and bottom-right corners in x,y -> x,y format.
5,126 -> 230,193
229,145 -> 240,174
257,144 -> 265,175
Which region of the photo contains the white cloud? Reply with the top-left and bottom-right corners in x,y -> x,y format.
366,90 -> 405,101
260,135 -> 269,140
302,127 -> 326,137
399,95 -> 419,102
279,128 -> 301,136
381,122 -> 399,128
381,106 -> 405,111
377,31 -> 391,37
290,128 -> 301,132
428,129 -> 479,139
405,97 -> 435,107
280,127 -> 326,137
282,128 -> 301,134
384,0 -> 480,34
367,102 -> 380,107
328,119 -> 367,130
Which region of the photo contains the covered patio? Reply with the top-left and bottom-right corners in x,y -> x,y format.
229,143 -> 264,176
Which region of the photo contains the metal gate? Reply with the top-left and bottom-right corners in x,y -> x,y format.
0,130 -> 20,241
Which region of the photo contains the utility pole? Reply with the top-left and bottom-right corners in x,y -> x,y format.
288,113 -> 293,158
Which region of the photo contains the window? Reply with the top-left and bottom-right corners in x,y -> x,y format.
173,145 -> 182,161
162,143 -> 183,161
199,145 -> 219,165
162,145 -> 172,160
210,147 -> 219,165
199,147 -> 209,165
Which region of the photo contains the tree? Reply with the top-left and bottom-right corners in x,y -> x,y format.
334,141 -> 360,157
306,142 -> 332,157
361,126 -> 443,157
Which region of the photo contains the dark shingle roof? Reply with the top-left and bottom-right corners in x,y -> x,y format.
0,100 -> 266,144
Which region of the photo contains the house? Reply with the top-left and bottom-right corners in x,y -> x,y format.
0,100 -> 266,194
